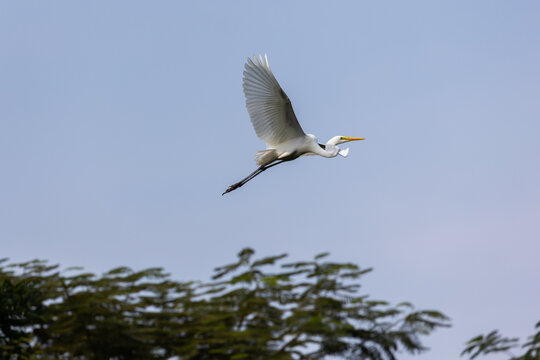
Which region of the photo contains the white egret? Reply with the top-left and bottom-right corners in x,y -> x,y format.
223,54 -> 364,195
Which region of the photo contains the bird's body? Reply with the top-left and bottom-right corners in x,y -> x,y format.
223,54 -> 364,195
254,134 -> 348,166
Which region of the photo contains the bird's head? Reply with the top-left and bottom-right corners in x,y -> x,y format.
325,136 -> 365,157
333,136 -> 365,145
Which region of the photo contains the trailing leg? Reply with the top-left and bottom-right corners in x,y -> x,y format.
222,160 -> 285,195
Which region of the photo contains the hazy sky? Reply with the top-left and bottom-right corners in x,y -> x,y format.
1,1 -> 539,359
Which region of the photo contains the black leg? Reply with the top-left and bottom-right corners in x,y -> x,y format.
222,160 -> 286,195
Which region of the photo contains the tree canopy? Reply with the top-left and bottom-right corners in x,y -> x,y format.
0,249 -> 450,359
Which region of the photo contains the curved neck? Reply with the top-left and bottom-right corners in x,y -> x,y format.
311,141 -> 339,158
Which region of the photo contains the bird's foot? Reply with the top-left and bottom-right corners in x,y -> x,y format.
222,182 -> 242,196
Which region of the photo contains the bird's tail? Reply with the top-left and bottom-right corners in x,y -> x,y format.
254,149 -> 278,166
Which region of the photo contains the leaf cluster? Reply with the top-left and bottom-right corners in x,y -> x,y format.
462,322 -> 540,360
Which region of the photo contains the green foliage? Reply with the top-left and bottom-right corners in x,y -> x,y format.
521,322 -> 540,359
462,322 -> 540,360
0,258 -> 49,360
0,249 -> 450,359
462,330 -> 520,359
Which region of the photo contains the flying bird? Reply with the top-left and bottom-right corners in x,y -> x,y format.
223,54 -> 364,195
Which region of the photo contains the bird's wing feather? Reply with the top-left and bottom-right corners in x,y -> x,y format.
243,54 -> 305,147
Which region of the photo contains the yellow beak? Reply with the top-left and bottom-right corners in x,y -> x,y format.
340,136 -> 365,142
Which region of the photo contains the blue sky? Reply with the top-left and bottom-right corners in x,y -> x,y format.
1,1 -> 539,359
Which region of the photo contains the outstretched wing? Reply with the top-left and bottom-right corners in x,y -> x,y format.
243,54 -> 305,147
